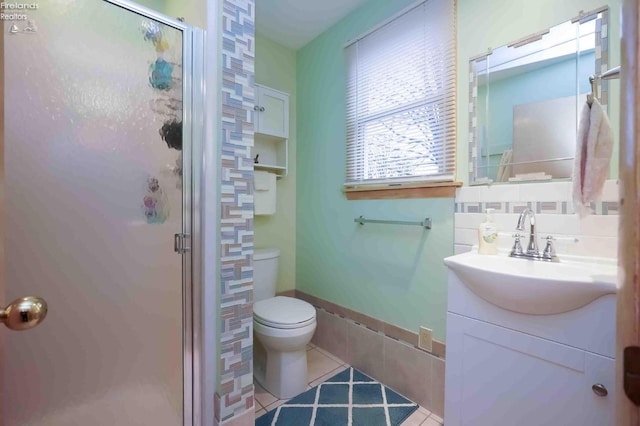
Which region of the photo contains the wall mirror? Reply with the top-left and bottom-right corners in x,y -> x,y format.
468,7 -> 611,184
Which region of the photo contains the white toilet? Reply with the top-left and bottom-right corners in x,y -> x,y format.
253,248 -> 317,399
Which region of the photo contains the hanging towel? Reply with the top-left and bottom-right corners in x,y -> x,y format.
572,98 -> 614,217
254,171 -> 276,215
254,170 -> 271,191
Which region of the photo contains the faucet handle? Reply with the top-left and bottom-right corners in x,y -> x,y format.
511,233 -> 524,256
542,235 -> 557,261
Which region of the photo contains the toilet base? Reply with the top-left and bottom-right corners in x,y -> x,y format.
253,320 -> 316,399
256,348 -> 308,399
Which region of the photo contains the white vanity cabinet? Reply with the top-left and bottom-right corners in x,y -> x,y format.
446,313 -> 614,426
253,84 -> 289,178
444,269 -> 616,426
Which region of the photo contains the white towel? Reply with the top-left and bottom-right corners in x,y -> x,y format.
572,98 -> 614,217
254,171 -> 276,215
254,170 -> 271,191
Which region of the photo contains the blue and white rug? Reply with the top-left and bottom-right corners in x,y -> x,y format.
255,367 -> 418,426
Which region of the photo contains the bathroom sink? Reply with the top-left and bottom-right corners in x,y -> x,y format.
443,251 -> 617,315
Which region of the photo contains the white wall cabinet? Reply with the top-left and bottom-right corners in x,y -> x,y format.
254,84 -> 288,177
253,84 -> 289,139
445,313 -> 615,426
255,84 -> 289,138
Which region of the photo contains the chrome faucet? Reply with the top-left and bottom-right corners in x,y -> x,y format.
516,208 -> 539,254
510,208 -> 558,262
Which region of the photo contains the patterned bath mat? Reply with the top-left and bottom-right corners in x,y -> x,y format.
255,367 -> 418,426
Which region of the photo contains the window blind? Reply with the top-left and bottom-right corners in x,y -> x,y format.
345,0 -> 457,187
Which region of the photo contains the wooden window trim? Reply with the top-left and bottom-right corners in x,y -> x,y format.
344,181 -> 463,200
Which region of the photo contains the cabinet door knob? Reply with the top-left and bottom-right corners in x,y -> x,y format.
259,106 -> 265,112
592,383 -> 608,397
254,105 -> 260,111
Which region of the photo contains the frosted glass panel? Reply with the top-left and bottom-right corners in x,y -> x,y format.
3,1 -> 185,425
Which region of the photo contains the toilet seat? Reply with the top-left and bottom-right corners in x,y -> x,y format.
254,296 -> 316,330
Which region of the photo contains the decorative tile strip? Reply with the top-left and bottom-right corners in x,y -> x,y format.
455,200 -> 619,215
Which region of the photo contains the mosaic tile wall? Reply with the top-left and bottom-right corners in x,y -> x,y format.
217,0 -> 255,423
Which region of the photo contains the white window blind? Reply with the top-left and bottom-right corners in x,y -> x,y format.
345,0 -> 457,187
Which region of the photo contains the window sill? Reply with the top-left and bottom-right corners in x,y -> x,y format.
344,181 -> 463,200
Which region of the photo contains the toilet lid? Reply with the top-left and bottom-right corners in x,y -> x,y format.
254,296 -> 316,329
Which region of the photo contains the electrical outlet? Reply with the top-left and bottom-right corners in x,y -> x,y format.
419,326 -> 433,352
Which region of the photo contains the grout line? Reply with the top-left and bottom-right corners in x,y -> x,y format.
264,398 -> 287,412
314,345 -> 347,365
308,365 -> 349,387
307,348 -> 343,383
428,413 -> 444,424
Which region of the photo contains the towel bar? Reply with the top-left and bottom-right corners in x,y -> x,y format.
354,216 -> 432,229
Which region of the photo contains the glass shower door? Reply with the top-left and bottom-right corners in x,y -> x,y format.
1,1 -> 196,424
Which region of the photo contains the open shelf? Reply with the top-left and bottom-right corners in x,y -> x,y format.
254,163 -> 286,178
253,133 -> 287,178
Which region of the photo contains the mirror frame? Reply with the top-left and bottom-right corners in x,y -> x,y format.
467,6 -> 610,185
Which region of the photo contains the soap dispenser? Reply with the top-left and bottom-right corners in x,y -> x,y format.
478,208 -> 498,254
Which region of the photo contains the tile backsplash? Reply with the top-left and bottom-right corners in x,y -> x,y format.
454,180 -> 619,259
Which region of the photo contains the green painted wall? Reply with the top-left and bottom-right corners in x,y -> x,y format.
457,0 -> 621,183
255,35 -> 298,293
133,0 -> 167,12
296,0 -> 453,341
133,0 -> 206,28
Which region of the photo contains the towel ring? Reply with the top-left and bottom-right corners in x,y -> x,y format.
587,75 -> 598,107
587,66 -> 621,107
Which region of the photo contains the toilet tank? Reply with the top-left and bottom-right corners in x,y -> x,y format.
253,248 -> 280,302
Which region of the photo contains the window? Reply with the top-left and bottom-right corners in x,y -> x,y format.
345,0 -> 457,189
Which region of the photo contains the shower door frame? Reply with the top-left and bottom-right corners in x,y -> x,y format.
102,2 -> 205,425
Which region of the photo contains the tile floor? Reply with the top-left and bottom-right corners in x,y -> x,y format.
254,343 -> 444,426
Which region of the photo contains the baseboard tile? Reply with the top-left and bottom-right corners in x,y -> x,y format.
317,305 -> 445,417
291,290 -> 446,360
276,290 -> 446,418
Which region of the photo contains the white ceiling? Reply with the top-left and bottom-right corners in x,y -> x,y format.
255,0 -> 369,50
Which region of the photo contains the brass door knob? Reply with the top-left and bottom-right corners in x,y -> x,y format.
0,296 -> 48,331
